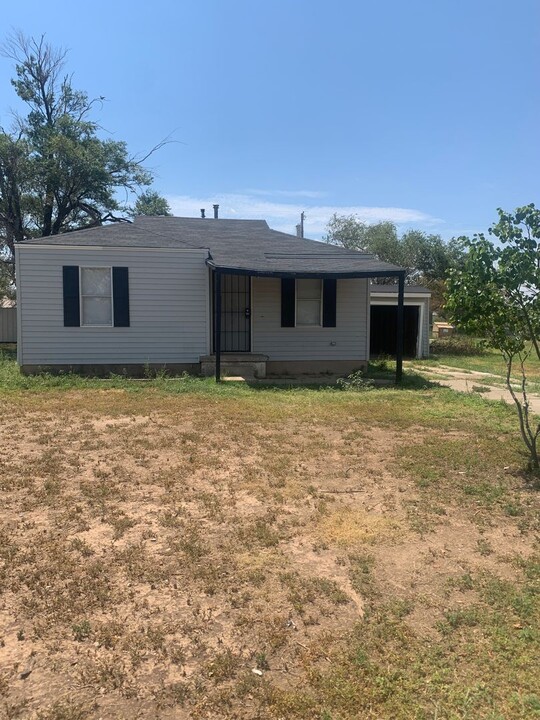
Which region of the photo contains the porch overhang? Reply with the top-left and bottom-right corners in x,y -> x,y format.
206,258 -> 405,280
208,260 -> 406,385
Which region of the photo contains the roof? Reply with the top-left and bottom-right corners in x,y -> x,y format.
21,216 -> 405,278
370,284 -> 431,295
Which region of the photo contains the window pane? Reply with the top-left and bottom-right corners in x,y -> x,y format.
297,299 -> 321,326
82,297 -> 112,326
297,279 -> 321,299
81,268 -> 111,296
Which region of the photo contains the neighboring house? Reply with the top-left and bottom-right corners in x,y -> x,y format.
15,215 -> 409,380
370,285 -> 431,359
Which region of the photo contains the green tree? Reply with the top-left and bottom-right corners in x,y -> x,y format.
446,204 -> 540,473
325,214 -> 399,258
0,33 -> 157,282
132,190 -> 172,217
324,213 -> 465,311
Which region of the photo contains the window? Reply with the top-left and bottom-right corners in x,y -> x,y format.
296,279 -> 322,326
80,267 -> 113,326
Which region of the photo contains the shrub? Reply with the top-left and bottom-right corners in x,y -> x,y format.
430,336 -> 486,356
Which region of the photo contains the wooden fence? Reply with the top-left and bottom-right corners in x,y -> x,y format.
0,308 -> 17,343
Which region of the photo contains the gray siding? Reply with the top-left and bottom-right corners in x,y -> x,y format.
252,277 -> 369,360
17,246 -> 209,366
0,308 -> 17,342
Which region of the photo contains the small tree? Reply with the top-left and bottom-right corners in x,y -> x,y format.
446,204 -> 540,472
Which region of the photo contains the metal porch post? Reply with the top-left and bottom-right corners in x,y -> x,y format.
396,272 -> 405,384
215,270 -> 222,382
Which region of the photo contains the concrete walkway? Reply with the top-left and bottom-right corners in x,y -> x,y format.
413,363 -> 540,415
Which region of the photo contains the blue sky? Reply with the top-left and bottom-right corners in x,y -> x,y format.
1,0 -> 538,239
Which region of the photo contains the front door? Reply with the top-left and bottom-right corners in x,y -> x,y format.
215,274 -> 251,352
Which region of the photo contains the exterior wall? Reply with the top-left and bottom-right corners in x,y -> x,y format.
370,293 -> 430,358
16,246 -> 210,367
251,277 -> 369,361
0,308 -> 17,343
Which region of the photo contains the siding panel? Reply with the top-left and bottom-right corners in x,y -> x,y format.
18,247 -> 209,365
252,277 -> 368,360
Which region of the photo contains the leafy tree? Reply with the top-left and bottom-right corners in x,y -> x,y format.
132,190 -> 172,217
324,213 -> 465,310
446,204 -> 540,473
0,33 -> 159,283
325,215 -> 399,260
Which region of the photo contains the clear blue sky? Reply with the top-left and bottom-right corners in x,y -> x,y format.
1,0 -> 538,238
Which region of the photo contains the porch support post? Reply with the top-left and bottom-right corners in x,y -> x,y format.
215,270 -> 222,382
396,271 -> 405,384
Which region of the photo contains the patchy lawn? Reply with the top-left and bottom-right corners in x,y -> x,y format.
0,353 -> 539,719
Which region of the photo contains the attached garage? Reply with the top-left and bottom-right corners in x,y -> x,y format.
370,285 -> 431,359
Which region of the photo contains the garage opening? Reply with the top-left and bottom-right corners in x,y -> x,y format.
370,305 -> 419,358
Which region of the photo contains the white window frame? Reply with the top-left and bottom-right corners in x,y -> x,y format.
79,266 -> 114,327
295,278 -> 323,327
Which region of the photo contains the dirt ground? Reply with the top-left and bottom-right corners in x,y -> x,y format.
0,388 -> 537,719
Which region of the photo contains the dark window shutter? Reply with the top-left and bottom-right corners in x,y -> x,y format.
281,278 -> 295,327
322,279 -> 337,327
63,266 -> 80,327
113,267 -> 130,327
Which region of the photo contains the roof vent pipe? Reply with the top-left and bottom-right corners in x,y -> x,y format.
213,204 -> 219,219
200,208 -> 206,219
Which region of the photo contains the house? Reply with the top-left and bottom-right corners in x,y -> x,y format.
15,214 -> 409,381
370,285 -> 431,359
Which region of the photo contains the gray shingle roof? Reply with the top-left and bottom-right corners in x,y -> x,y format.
22,216 -> 405,277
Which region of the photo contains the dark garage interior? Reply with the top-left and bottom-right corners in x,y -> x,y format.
370,305 -> 419,358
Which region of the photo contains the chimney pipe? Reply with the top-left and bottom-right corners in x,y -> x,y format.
200,208 -> 206,219
296,224 -> 302,237
213,204 -> 219,219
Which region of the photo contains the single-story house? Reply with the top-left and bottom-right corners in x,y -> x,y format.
370,285 -> 431,359
15,214 -> 411,380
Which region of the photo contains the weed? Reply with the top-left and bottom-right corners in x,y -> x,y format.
472,384 -> 491,393
72,620 -> 92,642
337,370 -> 375,391
206,649 -> 241,682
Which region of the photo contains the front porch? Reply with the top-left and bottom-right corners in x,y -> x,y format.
210,265 -> 407,384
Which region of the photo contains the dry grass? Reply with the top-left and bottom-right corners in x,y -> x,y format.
0,366 -> 539,718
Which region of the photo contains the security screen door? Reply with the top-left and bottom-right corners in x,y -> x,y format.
215,274 -> 251,352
